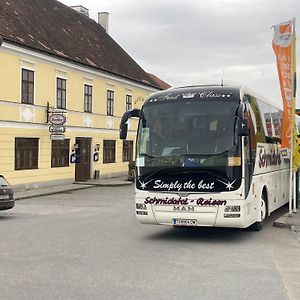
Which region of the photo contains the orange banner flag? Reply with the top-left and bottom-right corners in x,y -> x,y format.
272,20 -> 294,154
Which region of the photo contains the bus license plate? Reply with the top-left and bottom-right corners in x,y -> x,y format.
173,219 -> 197,226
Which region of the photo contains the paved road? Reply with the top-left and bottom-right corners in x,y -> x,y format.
0,185 -> 299,300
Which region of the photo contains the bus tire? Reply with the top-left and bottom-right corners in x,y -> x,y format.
250,192 -> 267,231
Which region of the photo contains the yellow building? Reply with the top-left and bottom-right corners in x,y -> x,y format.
0,0 -> 169,188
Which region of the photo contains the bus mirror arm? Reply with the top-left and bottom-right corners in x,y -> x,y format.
119,109 -> 141,140
237,118 -> 249,136
235,104 -> 249,136
120,123 -> 128,140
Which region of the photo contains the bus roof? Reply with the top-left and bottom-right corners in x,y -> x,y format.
143,85 -> 241,106
143,84 -> 281,110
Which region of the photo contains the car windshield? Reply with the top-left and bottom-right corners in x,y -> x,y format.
136,100 -> 239,169
0,176 -> 9,187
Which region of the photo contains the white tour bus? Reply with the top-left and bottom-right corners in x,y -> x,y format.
120,85 -> 289,230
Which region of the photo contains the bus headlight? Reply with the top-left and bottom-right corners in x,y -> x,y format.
136,211 -> 148,215
224,213 -> 241,218
136,203 -> 147,210
224,205 -> 240,212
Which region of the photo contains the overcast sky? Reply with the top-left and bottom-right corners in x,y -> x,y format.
60,0 -> 300,107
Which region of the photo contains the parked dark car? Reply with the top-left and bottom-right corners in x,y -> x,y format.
0,175 -> 14,210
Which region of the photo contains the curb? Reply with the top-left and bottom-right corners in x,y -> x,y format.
273,221 -> 292,229
273,211 -> 300,231
291,225 -> 300,232
74,182 -> 133,187
14,180 -> 133,201
273,218 -> 300,232
14,184 -> 95,201
74,181 -> 133,186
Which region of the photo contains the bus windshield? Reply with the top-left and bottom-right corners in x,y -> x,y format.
136,100 -> 239,170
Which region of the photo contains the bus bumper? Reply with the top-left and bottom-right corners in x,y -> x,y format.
135,198 -> 247,228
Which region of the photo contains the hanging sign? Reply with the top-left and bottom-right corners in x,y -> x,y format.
49,114 -> 66,125
50,134 -> 65,141
49,125 -> 66,133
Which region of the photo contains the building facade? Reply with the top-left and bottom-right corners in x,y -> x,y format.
0,0 -> 169,188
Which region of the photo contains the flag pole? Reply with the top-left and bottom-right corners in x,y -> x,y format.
292,17 -> 297,213
288,19 -> 293,215
289,130 -> 294,216
288,18 -> 295,216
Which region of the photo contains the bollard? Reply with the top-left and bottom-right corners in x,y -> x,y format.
94,170 -> 100,180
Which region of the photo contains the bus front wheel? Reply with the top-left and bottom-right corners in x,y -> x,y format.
250,193 -> 267,231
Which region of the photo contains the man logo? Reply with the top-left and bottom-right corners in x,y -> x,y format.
177,192 -> 189,197
173,206 -> 194,212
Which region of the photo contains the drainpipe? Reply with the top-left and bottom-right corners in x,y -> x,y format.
0,36 -> 3,46
297,170 -> 300,208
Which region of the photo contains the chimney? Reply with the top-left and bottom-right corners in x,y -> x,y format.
70,5 -> 89,17
98,12 -> 109,32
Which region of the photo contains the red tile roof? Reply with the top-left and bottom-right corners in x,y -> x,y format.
147,73 -> 171,90
0,0 -> 163,89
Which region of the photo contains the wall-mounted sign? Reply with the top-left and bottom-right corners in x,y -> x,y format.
47,103 -> 67,140
93,152 -> 99,162
49,114 -> 66,125
70,153 -> 76,163
50,134 -> 65,141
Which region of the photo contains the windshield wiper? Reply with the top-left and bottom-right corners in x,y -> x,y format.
138,153 -> 158,159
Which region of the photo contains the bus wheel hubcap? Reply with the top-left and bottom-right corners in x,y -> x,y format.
260,198 -> 266,221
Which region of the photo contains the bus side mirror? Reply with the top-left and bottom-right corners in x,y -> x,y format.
120,123 -> 128,140
119,109 -> 141,140
238,119 -> 249,136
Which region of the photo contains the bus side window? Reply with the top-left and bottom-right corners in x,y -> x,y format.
243,105 -> 255,195
244,104 -> 256,170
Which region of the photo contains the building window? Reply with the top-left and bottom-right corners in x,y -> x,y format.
84,84 -> 92,113
107,90 -> 114,116
126,94 -> 132,111
21,69 -> 34,104
123,140 -> 133,162
103,140 -> 116,163
51,139 -> 70,168
57,78 -> 67,109
15,138 -> 39,170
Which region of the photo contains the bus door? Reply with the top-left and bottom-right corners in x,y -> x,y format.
244,104 -> 256,197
